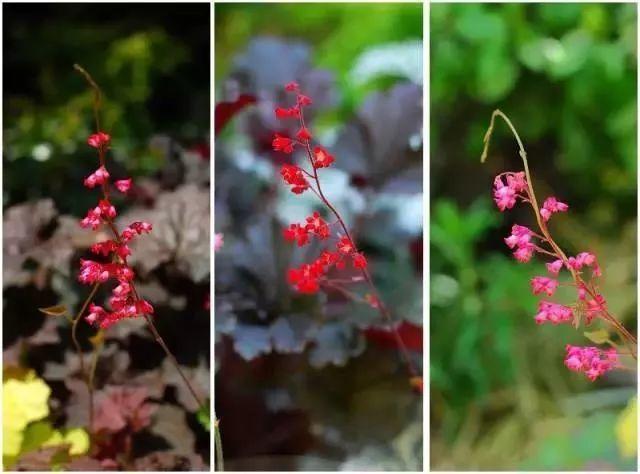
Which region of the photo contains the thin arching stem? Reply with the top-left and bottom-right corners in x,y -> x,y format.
482,110 -> 636,358
297,110 -> 420,381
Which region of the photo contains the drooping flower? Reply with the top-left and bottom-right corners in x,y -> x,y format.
296,127 -> 312,141
87,131 -> 111,149
313,146 -> 335,169
534,301 -> 573,325
115,178 -> 132,193
513,242 -> 535,263
353,252 -> 367,269
337,236 -> 355,255
564,345 -> 618,381
280,164 -> 309,194
272,134 -> 295,153
540,196 -> 569,222
530,276 -> 559,296
493,176 -> 517,211
84,166 -> 110,188
546,259 -> 564,275
504,224 -> 533,249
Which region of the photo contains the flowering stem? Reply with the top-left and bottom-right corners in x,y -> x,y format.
75,65 -> 208,424
482,110 -> 637,358
297,113 -> 420,381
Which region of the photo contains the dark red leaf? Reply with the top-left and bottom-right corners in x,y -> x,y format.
215,94 -> 257,136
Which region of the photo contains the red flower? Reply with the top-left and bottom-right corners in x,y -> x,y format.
313,146 -> 335,169
87,131 -> 111,149
337,236 -> 355,255
297,94 -> 312,106
284,81 -> 299,92
283,223 -> 309,247
275,106 -> 300,119
296,127 -> 312,141
352,252 -> 367,269
305,212 -> 330,239
280,164 -> 309,194
272,134 -> 294,153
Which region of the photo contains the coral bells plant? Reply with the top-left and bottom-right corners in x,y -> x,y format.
271,81 -> 421,389
481,110 -> 637,381
71,65 -> 206,436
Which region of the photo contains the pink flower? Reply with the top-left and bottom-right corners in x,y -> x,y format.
534,301 -> 573,325
513,243 -> 535,263
84,166 -> 110,188
504,224 -> 532,249
541,196 -> 569,222
87,131 -> 111,149
564,345 -> 617,381
80,207 -> 103,230
585,294 -> 606,324
493,177 -> 517,211
567,252 -> 597,271
546,259 -> 564,275
284,81 -> 299,92
214,233 -> 224,252
78,260 -> 110,285
530,276 -> 558,296
115,178 -> 132,193
506,172 -> 527,192
98,199 -> 116,219
85,303 -> 107,325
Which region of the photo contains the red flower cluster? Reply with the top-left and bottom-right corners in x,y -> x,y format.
79,131 -> 153,329
273,83 -> 368,296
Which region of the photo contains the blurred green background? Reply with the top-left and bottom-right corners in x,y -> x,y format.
431,3 -> 637,470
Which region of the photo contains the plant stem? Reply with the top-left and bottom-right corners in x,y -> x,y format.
297,112 -> 420,381
75,65 -> 209,422
482,110 -> 637,358
214,417 -> 224,471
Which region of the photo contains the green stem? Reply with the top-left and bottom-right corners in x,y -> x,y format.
214,417 -> 224,471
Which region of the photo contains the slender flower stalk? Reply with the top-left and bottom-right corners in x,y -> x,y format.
482,110 -> 637,381
272,82 -> 422,388
73,65 -> 207,432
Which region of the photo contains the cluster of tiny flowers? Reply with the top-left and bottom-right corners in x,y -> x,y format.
273,83 -> 368,295
492,167 -> 619,379
79,132 -> 153,329
564,345 -> 618,381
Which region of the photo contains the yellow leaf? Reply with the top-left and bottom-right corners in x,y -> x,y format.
616,397 -> 637,458
3,371 -> 51,462
63,428 -> 90,456
584,328 -> 610,345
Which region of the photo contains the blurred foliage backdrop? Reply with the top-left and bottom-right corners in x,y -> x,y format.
215,2 -> 422,471
431,3 -> 637,471
4,4 -> 211,470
